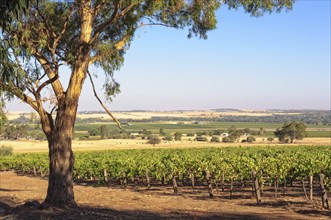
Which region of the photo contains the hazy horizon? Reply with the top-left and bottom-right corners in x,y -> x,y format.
5,107 -> 331,113
4,1 -> 331,113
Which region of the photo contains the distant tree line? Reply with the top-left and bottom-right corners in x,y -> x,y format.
71,111 -> 331,125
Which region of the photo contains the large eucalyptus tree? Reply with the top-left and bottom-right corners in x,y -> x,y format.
0,0 -> 294,208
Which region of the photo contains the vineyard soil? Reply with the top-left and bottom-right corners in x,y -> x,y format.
0,171 -> 330,219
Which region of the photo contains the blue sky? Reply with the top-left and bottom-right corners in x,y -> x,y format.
7,0 -> 331,111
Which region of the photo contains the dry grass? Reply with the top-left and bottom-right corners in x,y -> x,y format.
1,137 -> 330,153
6,110 -> 302,120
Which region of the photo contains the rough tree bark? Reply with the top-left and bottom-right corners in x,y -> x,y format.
41,103 -> 78,208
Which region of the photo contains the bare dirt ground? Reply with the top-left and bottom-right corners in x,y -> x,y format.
0,171 -> 330,219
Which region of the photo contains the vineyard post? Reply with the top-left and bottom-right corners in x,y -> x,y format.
221,171 -> 225,192
230,177 -> 234,196
252,171 -> 262,203
240,177 -> 244,192
206,170 -> 214,197
172,175 -> 178,194
161,175 -> 166,188
309,175 -> 313,200
145,169 -> 151,189
274,178 -> 278,198
319,174 -> 329,209
122,172 -> 127,188
190,173 -> 195,190
302,178 -> 309,200
103,169 -> 108,183
259,170 -> 264,196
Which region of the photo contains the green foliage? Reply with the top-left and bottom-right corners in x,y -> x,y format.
246,136 -> 256,143
186,132 -> 195,137
258,127 -> 265,135
29,130 -> 46,141
210,136 -> 220,143
274,122 -> 308,143
88,129 -> 99,137
159,128 -> 166,136
0,92 -> 7,134
100,125 -> 111,139
0,145 -> 13,156
2,124 -> 29,140
227,126 -> 243,142
243,128 -> 251,134
222,136 -> 234,143
195,136 -> 208,142
174,132 -> 182,141
1,145 -> 329,191
196,131 -> 208,136
147,135 -> 161,145
163,134 -> 173,141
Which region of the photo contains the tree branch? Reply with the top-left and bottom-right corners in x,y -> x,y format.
89,34 -> 131,66
34,52 -> 64,100
90,1 -> 137,45
93,0 -> 106,18
36,74 -> 59,94
35,2 -> 56,38
13,54 -> 36,94
87,71 -> 122,129
1,83 -> 39,112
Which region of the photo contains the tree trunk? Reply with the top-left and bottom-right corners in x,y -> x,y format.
42,129 -> 76,208
41,103 -> 79,209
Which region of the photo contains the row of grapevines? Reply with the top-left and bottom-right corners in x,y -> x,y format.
1,146 -> 330,189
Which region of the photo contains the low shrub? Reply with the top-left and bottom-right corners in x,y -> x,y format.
195,136 -> 208,142
222,136 -> 234,143
211,136 -> 220,143
0,145 -> 13,156
246,136 -> 256,143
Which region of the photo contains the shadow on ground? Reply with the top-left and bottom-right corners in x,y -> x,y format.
0,196 -> 300,220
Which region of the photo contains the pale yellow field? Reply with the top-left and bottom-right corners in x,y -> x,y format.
1,137 -> 329,153
6,110 -> 301,121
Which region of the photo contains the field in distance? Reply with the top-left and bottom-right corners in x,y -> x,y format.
2,137 -> 330,153
3,109 -> 330,153
6,109 -> 310,120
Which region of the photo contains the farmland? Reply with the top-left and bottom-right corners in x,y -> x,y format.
2,110 -> 330,153
73,121 -> 331,138
1,110 -> 330,219
1,145 -> 331,219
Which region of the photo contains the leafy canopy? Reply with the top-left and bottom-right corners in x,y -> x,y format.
0,0 -> 294,126
274,122 -> 307,143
